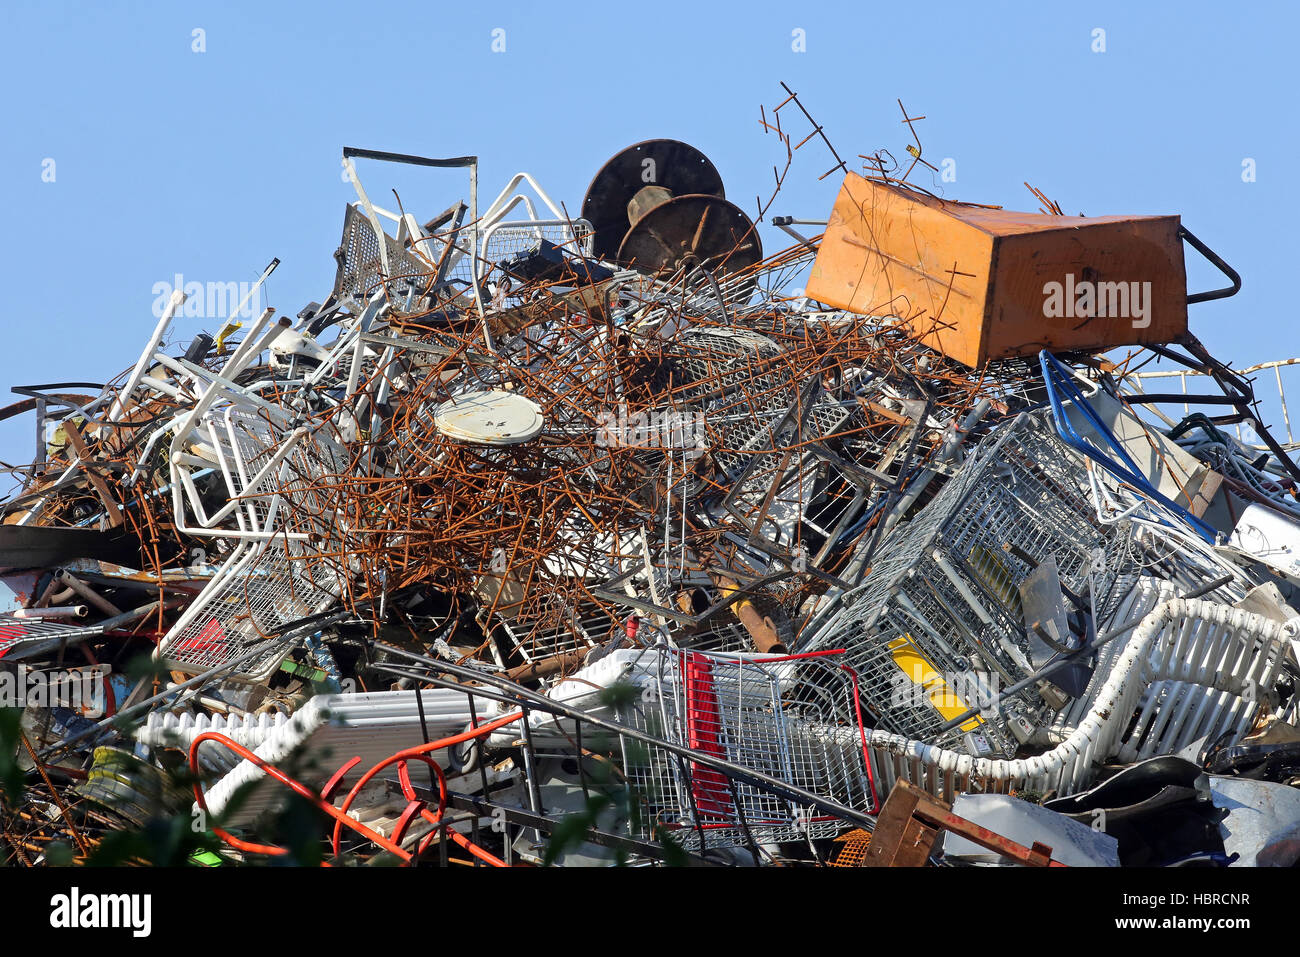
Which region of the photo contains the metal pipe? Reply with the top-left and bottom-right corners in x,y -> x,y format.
12,605 -> 87,619
108,289 -> 185,423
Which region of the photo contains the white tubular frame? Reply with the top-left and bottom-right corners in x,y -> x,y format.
109,289 -> 186,423
166,312 -> 310,541
480,172 -> 567,224
860,598 -> 1295,802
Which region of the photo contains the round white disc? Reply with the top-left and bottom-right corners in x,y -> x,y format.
433,389 -> 544,445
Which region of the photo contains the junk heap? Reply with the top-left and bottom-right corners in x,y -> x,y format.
4,95 -> 1300,867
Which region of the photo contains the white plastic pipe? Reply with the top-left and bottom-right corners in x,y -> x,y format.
109,289 -> 186,423
13,605 -> 88,619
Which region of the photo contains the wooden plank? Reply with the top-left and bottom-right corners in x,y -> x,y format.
863,779 -> 942,867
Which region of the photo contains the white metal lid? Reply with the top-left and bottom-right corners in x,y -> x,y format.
433,389 -> 544,445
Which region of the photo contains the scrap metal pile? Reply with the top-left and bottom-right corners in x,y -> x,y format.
5,95 -> 1300,867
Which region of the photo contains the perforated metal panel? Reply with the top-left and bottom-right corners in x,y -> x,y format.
332,204 -> 438,308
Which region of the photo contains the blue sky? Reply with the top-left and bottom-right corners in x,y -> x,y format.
0,0 -> 1294,466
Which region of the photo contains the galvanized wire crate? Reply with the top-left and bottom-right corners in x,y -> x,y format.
800,411 -> 1133,755
614,649 -> 874,853
160,406 -> 350,680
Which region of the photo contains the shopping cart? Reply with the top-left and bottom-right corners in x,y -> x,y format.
860,597 -> 1297,801
800,411 -> 1135,755
612,648 -> 876,853
160,400 -> 351,681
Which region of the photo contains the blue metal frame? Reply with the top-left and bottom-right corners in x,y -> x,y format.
1038,350 -> 1217,543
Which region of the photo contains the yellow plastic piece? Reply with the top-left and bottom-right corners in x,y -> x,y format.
967,543 -> 1023,619
214,320 -> 244,353
888,635 -> 983,732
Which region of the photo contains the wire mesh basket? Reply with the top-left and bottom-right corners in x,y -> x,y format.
159,537 -> 343,681
800,411 -> 1135,755
860,598 -> 1297,802
674,327 -> 794,477
480,220 -> 594,280
613,649 -> 875,853
160,406 -> 350,680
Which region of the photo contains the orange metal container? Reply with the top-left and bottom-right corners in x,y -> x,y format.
806,173 -> 1188,367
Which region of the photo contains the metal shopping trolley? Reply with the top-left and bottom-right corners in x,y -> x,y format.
613,648 -> 876,853
800,411 -> 1136,755
160,399 -> 351,681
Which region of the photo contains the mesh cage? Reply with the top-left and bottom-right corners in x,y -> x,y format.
160,407 -> 350,681
613,649 -> 873,852
801,411 -> 1131,754
332,204 -> 439,309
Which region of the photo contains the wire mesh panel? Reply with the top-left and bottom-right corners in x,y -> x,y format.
0,618 -> 86,658
801,411 -> 1130,755
677,329 -> 791,437
160,538 -> 342,681
494,595 -> 620,664
665,327 -> 797,513
614,649 -> 873,852
332,204 -> 438,308
160,407 -> 350,680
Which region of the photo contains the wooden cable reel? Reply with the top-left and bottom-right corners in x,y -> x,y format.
582,139 -> 763,292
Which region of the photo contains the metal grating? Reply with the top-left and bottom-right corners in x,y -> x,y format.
332,204 -> 439,309
801,411 -> 1130,754
0,617 -> 87,659
614,649 -> 873,852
